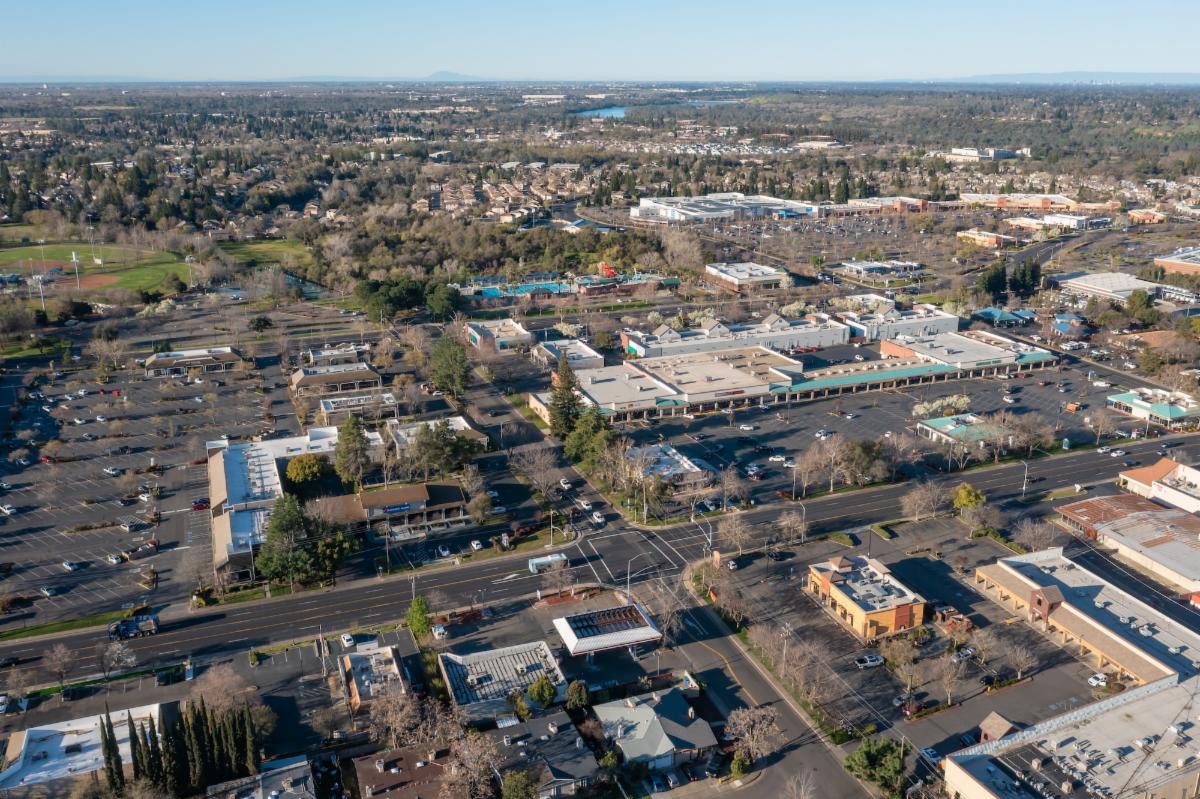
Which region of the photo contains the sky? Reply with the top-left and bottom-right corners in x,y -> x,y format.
4,0 -> 1200,83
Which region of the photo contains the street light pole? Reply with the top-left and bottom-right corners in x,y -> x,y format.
626,552 -> 652,597
1020,460 -> 1029,498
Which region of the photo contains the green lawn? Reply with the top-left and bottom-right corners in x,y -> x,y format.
219,240 -> 314,271
0,241 -> 188,294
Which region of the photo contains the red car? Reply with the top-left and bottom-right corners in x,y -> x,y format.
191,497 -> 210,511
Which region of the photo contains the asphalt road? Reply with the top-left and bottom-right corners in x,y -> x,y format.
1,429 -> 1191,679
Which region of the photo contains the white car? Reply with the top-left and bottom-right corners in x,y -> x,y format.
855,654 -> 884,669
783,459 -> 795,469
0,505 -> 15,516
340,633 -> 356,649
559,478 -> 572,490
1110,449 -> 1126,457
725,559 -> 739,571
1002,396 -> 1016,404
437,545 -> 451,558
193,396 -> 204,403
62,561 -> 79,572
1097,446 -> 1111,454
883,430 -> 893,438
95,415 -> 107,423
768,454 -> 786,463
591,511 -> 605,525
951,646 -> 976,664
1088,673 -> 1108,687
738,424 -> 755,431
577,499 -> 593,512
138,493 -> 152,503
0,695 -> 8,714
487,490 -> 500,499
72,418 -> 86,425
105,554 -> 123,565
470,540 -> 484,551
103,467 -> 122,477
920,747 -> 943,765
491,506 -> 507,515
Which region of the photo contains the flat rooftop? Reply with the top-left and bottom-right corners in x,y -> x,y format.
1057,271 -> 1162,297
813,555 -> 924,613
439,641 -> 565,711
538,338 -> 603,363
577,364 -> 679,408
318,391 -> 397,412
386,415 -> 485,447
293,362 -> 378,377
1109,388 -> 1200,420
959,548 -> 1200,797
469,318 -> 530,337
626,443 -> 711,480
1156,246 -> 1200,265
552,604 -> 663,656
0,704 -> 161,790
705,261 -> 782,280
638,346 -> 803,394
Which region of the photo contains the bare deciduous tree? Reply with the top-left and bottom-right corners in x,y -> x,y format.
439,732 -> 501,799
1013,517 -> 1061,553
936,656 -> 966,706
901,481 -> 948,521
783,771 -> 821,799
725,704 -> 782,763
97,640 -> 137,679
718,514 -> 752,556
1007,644 -> 1038,680
189,663 -> 255,712
509,445 -> 559,502
778,510 -> 809,544
368,689 -> 422,750
879,636 -> 921,691
43,643 -> 73,690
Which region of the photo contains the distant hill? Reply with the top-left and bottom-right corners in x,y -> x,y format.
424,71 -> 486,82
948,71 -> 1200,86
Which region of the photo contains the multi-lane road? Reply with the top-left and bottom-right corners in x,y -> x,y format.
1,428 -> 1191,681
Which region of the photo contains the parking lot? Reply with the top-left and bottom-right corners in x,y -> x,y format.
0,302 -> 390,624
618,349 -> 1158,516
723,518 -> 1102,771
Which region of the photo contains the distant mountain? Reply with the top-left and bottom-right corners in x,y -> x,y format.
948,71 -> 1200,86
424,70 -> 486,82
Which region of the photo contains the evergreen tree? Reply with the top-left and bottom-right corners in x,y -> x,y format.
184,705 -> 205,790
548,353 -> 581,439
333,414 -> 371,488
242,703 -> 261,774
103,708 -> 125,792
146,716 -> 165,788
127,712 -> 143,782
161,720 -> 183,797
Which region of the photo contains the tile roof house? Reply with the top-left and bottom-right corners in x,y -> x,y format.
592,688 -> 716,771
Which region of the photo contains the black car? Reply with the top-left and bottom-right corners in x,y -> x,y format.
155,666 -> 183,686
61,685 -> 84,701
765,549 -> 785,561
0,656 -> 18,668
693,433 -> 710,441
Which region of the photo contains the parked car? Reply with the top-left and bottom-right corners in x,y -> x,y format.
559,478 -> 572,490
340,633 -> 356,649
725,559 -> 739,571
105,554 -> 123,565
39,585 -> 58,598
191,497 -> 210,511
892,692 -> 914,707
920,747 -> 943,765
1088,673 -> 1108,687
61,561 -> 79,572
951,646 -> 976,664
470,540 -> 484,551
94,415 -> 107,423
437,545 -> 451,558
855,654 -> 884,669
0,505 -> 15,516
738,424 -> 755,431
591,511 -> 605,525
103,467 -> 122,477
768,454 -> 786,462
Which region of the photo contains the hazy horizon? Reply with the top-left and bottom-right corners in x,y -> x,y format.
5,0 -> 1200,84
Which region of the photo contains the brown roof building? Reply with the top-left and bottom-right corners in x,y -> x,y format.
351,748 -> 448,799
289,363 -> 382,396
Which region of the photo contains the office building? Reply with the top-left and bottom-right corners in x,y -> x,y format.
1154,246 -> 1200,277
1106,388 -> 1200,430
438,641 -> 566,724
622,313 -> 848,358
533,338 -> 605,371
144,346 -> 241,378
464,318 -> 533,351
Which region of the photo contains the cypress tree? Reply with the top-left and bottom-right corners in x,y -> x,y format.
146,716 -> 165,787
161,720 -> 182,797
99,718 -> 119,794
106,709 -> 125,792
184,705 -> 204,791
242,704 -> 260,775
127,712 -> 143,782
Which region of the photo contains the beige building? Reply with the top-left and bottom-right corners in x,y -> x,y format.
807,556 -> 926,640
289,363 -> 382,397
